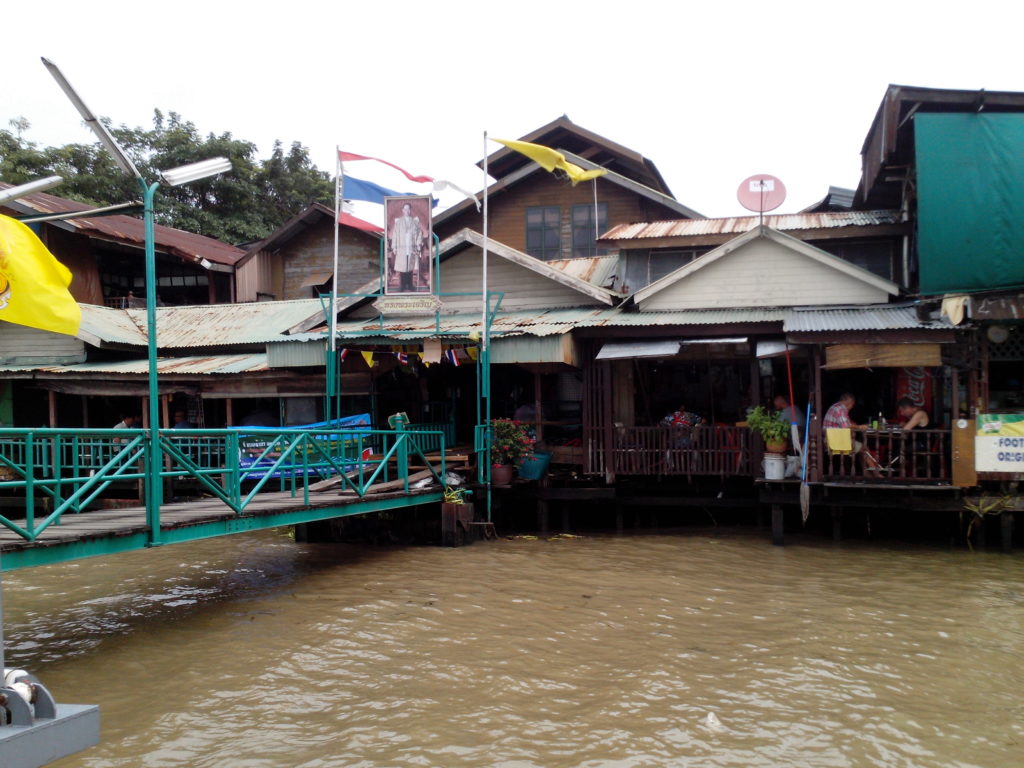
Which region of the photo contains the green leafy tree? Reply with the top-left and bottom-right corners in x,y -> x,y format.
0,112 -> 333,244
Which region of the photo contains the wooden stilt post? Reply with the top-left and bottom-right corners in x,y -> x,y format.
771,503 -> 784,546
830,505 -> 842,542
533,370 -> 543,444
1001,512 -> 1014,553
615,503 -> 623,535
537,498 -> 548,536
561,505 -> 570,533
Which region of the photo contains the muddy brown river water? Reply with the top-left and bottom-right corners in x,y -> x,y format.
3,528 -> 1022,767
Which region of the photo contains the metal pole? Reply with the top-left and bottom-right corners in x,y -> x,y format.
0,553 -> 5,671
482,131 -> 492,520
327,151 -> 343,422
141,178 -> 163,543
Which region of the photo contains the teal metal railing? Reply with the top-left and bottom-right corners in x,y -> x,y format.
0,424 -> 445,544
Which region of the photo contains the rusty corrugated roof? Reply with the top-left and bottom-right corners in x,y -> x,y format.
291,305 -> 786,342
546,256 -> 621,292
783,305 -> 955,332
603,210 -> 903,241
1,183 -> 246,267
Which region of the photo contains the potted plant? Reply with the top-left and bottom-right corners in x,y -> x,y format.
747,405 -> 790,454
489,418 -> 534,484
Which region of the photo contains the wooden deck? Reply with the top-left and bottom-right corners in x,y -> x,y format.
0,486 -> 443,570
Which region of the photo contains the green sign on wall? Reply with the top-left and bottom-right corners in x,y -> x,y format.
915,113 -> 1024,295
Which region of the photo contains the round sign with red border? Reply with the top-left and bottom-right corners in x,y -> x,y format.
737,174 -> 786,213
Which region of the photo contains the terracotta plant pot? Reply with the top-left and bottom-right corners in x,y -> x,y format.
765,439 -> 788,454
491,464 -> 514,485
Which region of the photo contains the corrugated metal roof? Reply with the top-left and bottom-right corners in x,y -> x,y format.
783,305 -> 956,332
142,300 -> 326,347
603,210 -> 903,241
1,183 -> 246,266
324,307 -> 611,339
291,306 -> 785,342
546,256 -> 621,292
78,304 -> 147,346
597,308 -> 787,326
0,354 -> 268,375
75,300 -> 326,348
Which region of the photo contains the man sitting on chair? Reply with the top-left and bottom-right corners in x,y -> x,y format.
823,392 -> 881,469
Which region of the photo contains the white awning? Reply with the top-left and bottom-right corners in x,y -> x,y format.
680,337 -> 748,345
596,341 -> 681,360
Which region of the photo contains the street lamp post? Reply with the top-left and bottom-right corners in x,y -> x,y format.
42,58 -> 230,540
137,159 -> 231,532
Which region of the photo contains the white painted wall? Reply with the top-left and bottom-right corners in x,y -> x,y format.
0,321 -> 86,365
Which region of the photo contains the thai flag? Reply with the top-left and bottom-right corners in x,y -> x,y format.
339,348 -> 349,362
396,351 -> 409,365
446,348 -> 460,367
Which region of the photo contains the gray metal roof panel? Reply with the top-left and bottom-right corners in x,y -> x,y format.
783,305 -> 956,332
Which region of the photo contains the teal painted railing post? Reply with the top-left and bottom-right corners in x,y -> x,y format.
140,178 -> 163,545
70,434 -> 80,514
25,431 -> 35,539
228,431 -> 240,509
394,415 -> 409,492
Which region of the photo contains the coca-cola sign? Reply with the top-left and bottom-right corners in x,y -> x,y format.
895,366 -> 932,410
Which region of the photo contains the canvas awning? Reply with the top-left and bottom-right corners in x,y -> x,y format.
823,343 -> 943,369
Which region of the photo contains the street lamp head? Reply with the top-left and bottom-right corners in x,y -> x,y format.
159,157 -> 232,187
0,176 -> 63,205
41,57 -> 141,180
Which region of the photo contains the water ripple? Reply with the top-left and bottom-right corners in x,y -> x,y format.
3,530 -> 1022,767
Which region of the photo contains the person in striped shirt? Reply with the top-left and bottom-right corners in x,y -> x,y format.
823,393 -> 881,469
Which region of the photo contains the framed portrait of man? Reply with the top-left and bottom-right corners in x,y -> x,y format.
384,195 -> 432,294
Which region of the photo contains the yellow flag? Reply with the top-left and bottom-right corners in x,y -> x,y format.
361,350 -> 375,368
0,215 -> 81,336
492,139 -> 608,186
466,346 -> 479,362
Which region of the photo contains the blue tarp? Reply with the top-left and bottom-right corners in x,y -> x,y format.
231,414 -> 372,480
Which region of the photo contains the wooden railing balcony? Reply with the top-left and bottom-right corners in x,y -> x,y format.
607,425 -> 754,477
811,427 -> 951,485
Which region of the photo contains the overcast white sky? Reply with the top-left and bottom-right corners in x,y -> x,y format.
4,1 -> 1024,221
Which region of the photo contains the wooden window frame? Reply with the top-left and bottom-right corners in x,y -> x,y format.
525,206 -> 561,260
571,203 -> 609,259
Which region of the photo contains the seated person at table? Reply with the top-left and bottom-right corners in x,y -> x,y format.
172,410 -> 194,429
823,393 -> 881,469
895,397 -> 930,430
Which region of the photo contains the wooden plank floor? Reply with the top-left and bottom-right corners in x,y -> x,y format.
0,486 -> 439,554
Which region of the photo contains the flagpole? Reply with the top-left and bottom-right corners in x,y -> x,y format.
328,148 -> 342,421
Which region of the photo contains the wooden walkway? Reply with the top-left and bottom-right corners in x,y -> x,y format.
0,486 -> 443,570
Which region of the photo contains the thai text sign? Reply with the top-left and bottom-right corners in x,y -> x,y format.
233,414 -> 372,479
976,413 -> 1024,473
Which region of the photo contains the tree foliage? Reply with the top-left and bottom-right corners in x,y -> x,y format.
0,112 -> 333,244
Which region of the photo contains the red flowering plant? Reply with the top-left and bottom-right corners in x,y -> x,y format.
489,418 -> 535,466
